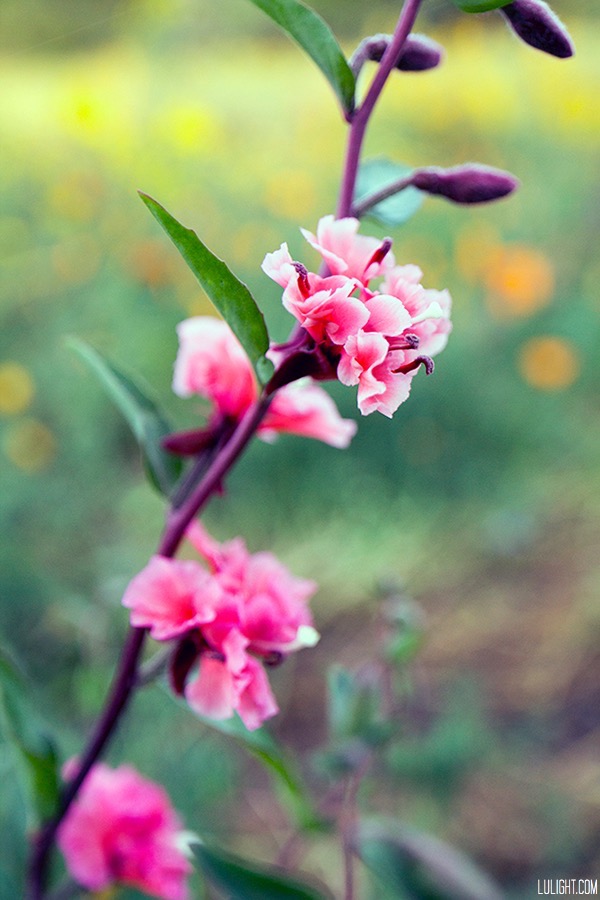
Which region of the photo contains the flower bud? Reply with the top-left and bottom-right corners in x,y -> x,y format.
411,164 -> 519,204
501,0 -> 574,58
396,34 -> 445,72
349,33 -> 443,76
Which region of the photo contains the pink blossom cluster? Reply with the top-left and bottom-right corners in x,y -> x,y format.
173,316 -> 356,448
262,215 -> 452,417
122,522 -> 319,731
58,762 -> 192,900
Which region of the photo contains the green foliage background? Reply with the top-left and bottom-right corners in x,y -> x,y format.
0,1 -> 599,896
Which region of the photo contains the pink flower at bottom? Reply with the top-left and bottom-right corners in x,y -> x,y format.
57,763 -> 192,900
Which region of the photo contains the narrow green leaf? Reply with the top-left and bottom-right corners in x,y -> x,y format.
193,843 -> 333,899
67,337 -> 182,496
246,0 -> 355,115
355,159 -> 423,227
193,712 -> 321,829
0,646 -> 60,824
139,193 -> 273,384
356,819 -> 503,900
450,0 -> 512,12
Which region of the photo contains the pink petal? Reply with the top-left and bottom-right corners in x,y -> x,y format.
235,658 -> 279,731
173,317 -> 257,419
364,294 -> 413,335
185,656 -> 237,720
122,557 -> 217,641
261,242 -> 296,288
258,381 -> 357,448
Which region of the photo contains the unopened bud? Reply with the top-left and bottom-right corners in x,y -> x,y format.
501,0 -> 574,59
396,34 -> 444,72
412,164 -> 519,204
349,33 -> 443,77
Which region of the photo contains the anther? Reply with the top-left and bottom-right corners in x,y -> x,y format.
394,355 -> 434,376
365,237 -> 393,273
293,262 -> 311,298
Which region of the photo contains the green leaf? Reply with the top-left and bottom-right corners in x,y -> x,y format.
139,194 -> 273,384
193,843 -> 333,899
246,0 -> 355,115
356,159 -> 423,227
0,645 -> 60,824
450,0 -> 512,12
67,337 -> 182,496
356,819 -> 503,900
193,712 -> 321,830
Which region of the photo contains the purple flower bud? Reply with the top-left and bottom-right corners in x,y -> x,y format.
349,33 -> 443,77
396,34 -> 444,72
501,0 -> 574,59
411,164 -> 520,204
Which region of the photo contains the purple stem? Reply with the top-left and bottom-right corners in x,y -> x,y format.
27,394 -> 273,898
352,173 -> 414,217
336,0 -> 423,219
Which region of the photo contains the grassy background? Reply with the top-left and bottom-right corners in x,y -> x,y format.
1,2 -> 599,896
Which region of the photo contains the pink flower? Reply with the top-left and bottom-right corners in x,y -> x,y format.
57,763 -> 192,900
187,521 -> 319,658
122,524 -> 318,731
301,215 -> 395,284
121,556 -> 219,640
281,271 -> 368,346
381,265 -> 452,357
338,331 -> 416,418
172,316 -> 355,447
261,381 -> 357,448
173,316 -> 255,419
263,219 -> 452,418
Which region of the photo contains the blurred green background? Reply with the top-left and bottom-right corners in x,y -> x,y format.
1,0 -> 599,896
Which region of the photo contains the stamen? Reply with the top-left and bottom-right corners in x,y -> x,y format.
365,237 -> 393,274
389,332 -> 420,351
411,301 -> 444,325
293,262 -> 311,298
394,355 -> 434,376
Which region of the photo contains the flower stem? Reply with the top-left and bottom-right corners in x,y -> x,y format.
26,394 -> 273,898
336,0 -> 423,219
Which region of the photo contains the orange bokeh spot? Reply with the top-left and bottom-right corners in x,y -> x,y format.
518,336 -> 580,390
484,244 -> 555,318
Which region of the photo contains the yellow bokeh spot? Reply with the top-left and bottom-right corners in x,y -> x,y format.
156,106 -> 222,155
518,337 -> 580,391
263,169 -> 317,220
4,419 -> 56,472
485,245 -> 555,318
0,363 -> 35,415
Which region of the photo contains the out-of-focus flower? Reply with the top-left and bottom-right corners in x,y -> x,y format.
263,217 -> 452,418
171,316 -> 356,448
122,523 -> 318,730
57,763 -> 192,900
